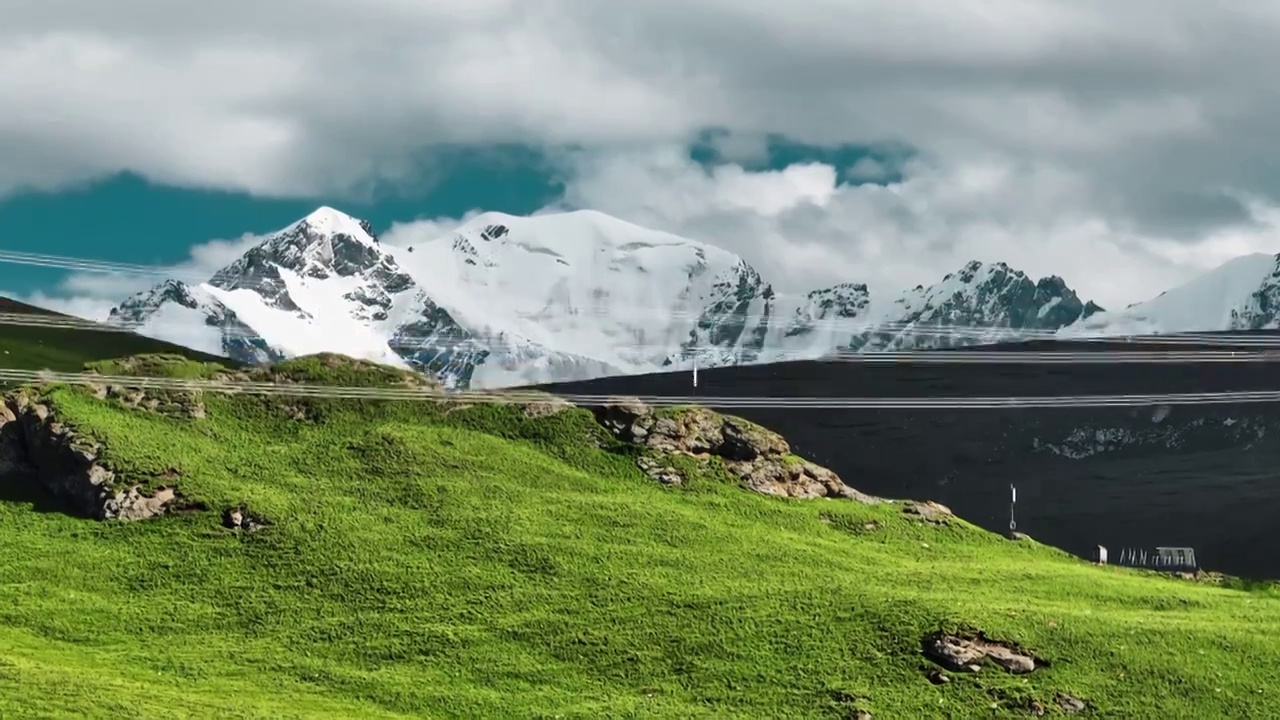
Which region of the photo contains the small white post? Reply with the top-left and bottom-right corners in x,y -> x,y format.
692,353 -> 698,388
1008,484 -> 1017,531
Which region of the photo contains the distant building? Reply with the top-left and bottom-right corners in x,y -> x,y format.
1154,546 -> 1198,570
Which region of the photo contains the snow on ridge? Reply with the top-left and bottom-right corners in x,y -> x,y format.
135,302 -> 225,356
200,273 -> 407,368
105,202 -> 1280,389
387,209 -> 758,368
449,208 -> 738,261
1063,253 -> 1280,336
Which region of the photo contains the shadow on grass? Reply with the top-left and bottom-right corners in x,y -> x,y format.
0,469 -> 70,515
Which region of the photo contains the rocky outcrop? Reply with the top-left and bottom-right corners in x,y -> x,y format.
921,630 -> 1046,675
0,390 -> 198,520
91,383 -> 206,420
592,399 -> 882,502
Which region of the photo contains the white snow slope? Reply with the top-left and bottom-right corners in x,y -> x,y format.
1062,253 -> 1280,336
104,206 -> 1280,389
387,209 -> 778,387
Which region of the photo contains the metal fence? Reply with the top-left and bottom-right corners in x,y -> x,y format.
1100,545 -> 1198,572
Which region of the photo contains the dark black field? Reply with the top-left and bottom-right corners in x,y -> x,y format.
538,337 -> 1280,579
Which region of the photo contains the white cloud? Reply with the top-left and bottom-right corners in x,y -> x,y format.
9,0 -> 1280,313
382,213 -> 484,248
548,147 -> 1280,309
12,232 -> 267,320
18,148 -> 1280,318
376,148 -> 1280,310
4,291 -> 118,322
847,158 -> 889,183
5,0 -> 1280,235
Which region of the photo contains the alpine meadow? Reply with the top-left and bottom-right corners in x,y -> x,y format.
0,300 -> 1278,719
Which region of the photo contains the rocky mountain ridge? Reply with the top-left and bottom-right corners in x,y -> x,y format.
104,205 -> 1280,388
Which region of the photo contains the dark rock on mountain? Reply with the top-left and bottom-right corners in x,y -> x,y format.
388,293 -> 491,388
785,283 -> 871,338
107,280 -> 282,365
674,256 -> 777,365
852,261 -> 1102,351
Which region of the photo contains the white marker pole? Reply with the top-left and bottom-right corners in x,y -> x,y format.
692,353 -> 698,388
1009,484 -> 1017,531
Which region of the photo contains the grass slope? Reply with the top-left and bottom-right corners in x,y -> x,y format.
0,329 -> 1278,717
0,296 -> 233,375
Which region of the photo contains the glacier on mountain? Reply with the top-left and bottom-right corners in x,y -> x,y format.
105,205 -> 1280,389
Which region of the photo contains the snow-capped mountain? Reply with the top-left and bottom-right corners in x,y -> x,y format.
853,261 -> 1103,350
109,207 -> 785,388
387,209 -> 782,386
1061,252 -> 1280,337
108,205 -> 1276,389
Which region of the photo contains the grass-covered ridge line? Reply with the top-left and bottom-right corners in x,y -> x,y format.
0,352 -> 1278,718
0,296 -> 235,382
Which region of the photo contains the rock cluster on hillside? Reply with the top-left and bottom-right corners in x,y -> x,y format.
592,399 -> 883,502
0,389 -> 199,520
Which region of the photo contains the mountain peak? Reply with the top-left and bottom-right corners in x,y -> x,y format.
106,205 -> 1256,390
848,260 -> 1101,351
109,278 -> 201,323
201,208 -> 413,318
298,206 -> 377,244
216,208 -> 388,284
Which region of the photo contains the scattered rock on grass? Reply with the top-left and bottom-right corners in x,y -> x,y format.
222,505 -> 270,532
903,501 -> 953,524
926,668 -> 950,685
921,630 -> 1045,674
1056,693 -> 1088,714
91,382 -> 206,420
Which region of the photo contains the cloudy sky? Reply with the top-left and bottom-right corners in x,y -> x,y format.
5,0 -> 1280,315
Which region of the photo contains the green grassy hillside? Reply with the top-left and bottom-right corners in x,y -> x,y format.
0,313 -> 1278,718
